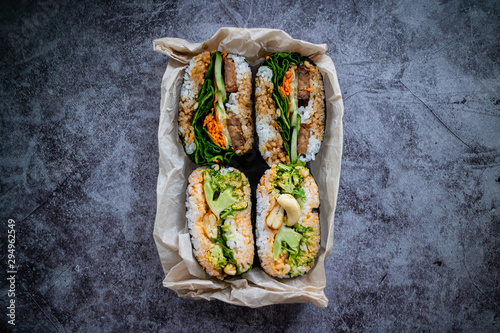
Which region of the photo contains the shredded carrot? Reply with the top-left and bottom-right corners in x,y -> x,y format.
221,51 -> 228,59
278,68 -> 294,98
203,112 -> 226,148
211,50 -> 216,54
305,87 -> 316,92
266,56 -> 269,60
294,66 -> 297,70
189,133 -> 193,142
203,51 -> 226,149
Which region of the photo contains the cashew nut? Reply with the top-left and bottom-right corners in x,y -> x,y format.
298,167 -> 309,178
277,194 -> 301,226
203,212 -> 218,239
266,204 -> 285,229
224,263 -> 237,275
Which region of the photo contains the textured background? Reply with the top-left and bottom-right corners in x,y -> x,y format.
1,0 -> 499,331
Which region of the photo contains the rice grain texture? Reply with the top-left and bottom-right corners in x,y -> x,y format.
255,58 -> 326,166
255,165 -> 320,278
186,166 -> 254,279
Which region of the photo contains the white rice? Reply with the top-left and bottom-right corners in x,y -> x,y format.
298,135 -> 322,162
180,57 -> 196,100
186,166 -> 254,279
227,54 -> 251,86
257,66 -> 273,81
297,99 -> 313,122
255,66 -> 289,165
185,142 -> 196,155
255,61 -> 325,165
255,166 -> 320,278
178,52 -> 211,154
224,54 -> 254,154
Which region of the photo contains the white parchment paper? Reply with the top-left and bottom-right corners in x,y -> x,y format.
153,27 -> 343,308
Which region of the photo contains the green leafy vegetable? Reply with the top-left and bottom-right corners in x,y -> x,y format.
292,187 -> 306,202
204,172 -> 238,219
203,168 -> 247,214
211,226 -> 252,275
188,51 -> 237,165
204,168 -> 251,275
273,222 -> 318,275
292,223 -> 314,235
209,244 -> 227,269
275,172 -> 296,193
289,224 -> 317,276
261,53 -> 315,163
210,236 -> 237,269
274,164 -> 307,203
273,225 -> 303,259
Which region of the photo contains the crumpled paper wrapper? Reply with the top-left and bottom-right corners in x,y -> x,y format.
152,28 -> 343,308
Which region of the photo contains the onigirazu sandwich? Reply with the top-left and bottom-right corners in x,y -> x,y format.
256,164 -> 320,278
186,165 -> 254,279
179,51 -> 254,165
255,53 -> 325,166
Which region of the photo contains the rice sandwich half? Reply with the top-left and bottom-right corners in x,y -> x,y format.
256,164 -> 320,278
179,51 -> 254,165
255,53 -> 326,166
186,166 -> 254,279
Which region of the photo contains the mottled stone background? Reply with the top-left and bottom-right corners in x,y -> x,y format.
1,0 -> 499,331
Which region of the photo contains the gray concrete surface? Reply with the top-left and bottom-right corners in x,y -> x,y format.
1,0 -> 499,331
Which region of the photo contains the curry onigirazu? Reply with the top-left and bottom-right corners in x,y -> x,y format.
256,164 -> 320,278
186,166 -> 254,279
